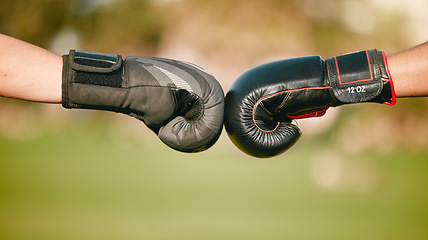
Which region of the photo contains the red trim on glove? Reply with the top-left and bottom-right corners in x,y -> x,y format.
381,50 -> 396,106
287,105 -> 331,119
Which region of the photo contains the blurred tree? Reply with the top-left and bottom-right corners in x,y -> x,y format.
0,0 -> 71,48
70,0 -> 163,52
0,0 -> 163,53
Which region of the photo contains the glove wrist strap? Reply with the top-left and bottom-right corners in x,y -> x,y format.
62,50 -> 125,109
326,49 -> 395,106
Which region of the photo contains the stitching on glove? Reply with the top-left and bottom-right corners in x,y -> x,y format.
251,86 -> 331,133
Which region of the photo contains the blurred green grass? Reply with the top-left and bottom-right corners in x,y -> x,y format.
0,119 -> 427,240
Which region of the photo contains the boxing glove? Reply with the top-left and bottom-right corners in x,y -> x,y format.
62,50 -> 224,153
224,49 -> 395,158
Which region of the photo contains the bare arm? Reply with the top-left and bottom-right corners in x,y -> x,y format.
387,42 -> 428,98
0,33 -> 62,103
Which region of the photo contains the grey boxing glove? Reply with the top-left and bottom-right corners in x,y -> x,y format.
62,50 -> 224,152
224,49 -> 395,158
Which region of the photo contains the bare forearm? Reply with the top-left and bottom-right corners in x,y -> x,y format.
0,34 -> 62,103
387,42 -> 428,98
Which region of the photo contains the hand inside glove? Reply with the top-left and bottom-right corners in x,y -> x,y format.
62,50 -> 224,153
224,50 -> 395,158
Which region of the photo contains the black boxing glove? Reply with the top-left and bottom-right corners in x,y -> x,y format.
224,49 -> 395,158
62,50 -> 224,152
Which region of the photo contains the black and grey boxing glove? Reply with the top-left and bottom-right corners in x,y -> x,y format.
62,50 -> 224,152
224,49 -> 395,158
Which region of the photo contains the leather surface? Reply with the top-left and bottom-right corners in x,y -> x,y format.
224,50 -> 394,158
224,56 -> 327,158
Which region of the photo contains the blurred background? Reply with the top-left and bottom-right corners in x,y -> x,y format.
1,0 -> 428,239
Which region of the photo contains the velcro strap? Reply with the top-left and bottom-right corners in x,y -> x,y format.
326,49 -> 388,104
65,50 -> 124,88
335,51 -> 374,84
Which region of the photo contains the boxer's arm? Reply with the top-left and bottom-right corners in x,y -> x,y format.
0,33 -> 62,103
0,34 -> 225,152
388,41 -> 428,98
